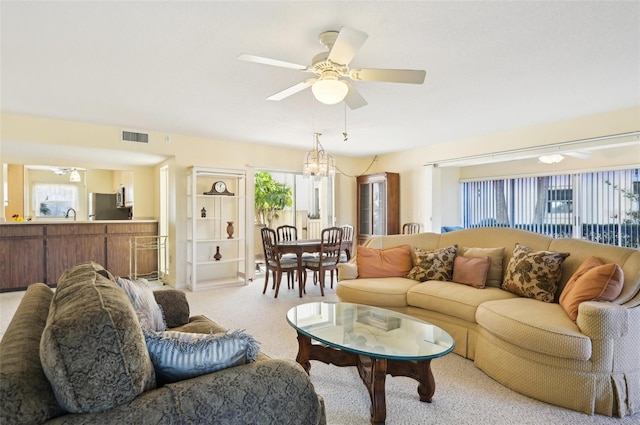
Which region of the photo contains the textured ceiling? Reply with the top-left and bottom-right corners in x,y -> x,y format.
1,1 -> 638,159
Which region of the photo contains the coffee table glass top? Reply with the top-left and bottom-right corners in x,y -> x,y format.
287,302 -> 455,360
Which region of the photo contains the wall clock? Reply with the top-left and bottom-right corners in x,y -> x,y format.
203,181 -> 234,196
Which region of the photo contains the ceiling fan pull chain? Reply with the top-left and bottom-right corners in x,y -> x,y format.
343,103 -> 348,142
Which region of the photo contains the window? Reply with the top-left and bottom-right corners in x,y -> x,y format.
33,183 -> 79,217
461,167 -> 639,247
547,189 -> 573,214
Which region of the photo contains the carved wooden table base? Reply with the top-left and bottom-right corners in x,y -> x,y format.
295,332 -> 436,425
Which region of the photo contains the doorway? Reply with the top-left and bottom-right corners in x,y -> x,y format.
254,170 -> 334,273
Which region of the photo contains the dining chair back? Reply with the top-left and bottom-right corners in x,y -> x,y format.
260,227 -> 298,298
276,225 -> 298,242
402,222 -> 421,234
340,224 -> 354,262
304,227 -> 343,296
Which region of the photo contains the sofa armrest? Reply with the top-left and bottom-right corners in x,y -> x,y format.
576,301 -> 628,339
337,262 -> 358,281
153,290 -> 190,328
44,359 -> 326,425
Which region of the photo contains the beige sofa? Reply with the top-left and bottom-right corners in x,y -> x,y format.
336,227 -> 640,417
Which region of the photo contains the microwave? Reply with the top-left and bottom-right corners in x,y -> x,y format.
116,187 -> 125,207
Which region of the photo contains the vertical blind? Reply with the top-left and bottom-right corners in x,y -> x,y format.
461,167 -> 639,248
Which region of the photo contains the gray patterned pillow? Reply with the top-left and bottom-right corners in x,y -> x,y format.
502,243 -> 570,302
406,245 -> 457,282
116,276 -> 166,331
144,330 -> 260,384
40,263 -> 156,413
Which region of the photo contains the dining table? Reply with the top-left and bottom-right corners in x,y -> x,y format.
276,239 -> 321,297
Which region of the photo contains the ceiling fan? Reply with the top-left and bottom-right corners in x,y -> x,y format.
238,27 -> 426,109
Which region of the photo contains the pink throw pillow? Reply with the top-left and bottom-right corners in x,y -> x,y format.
452,256 -> 491,288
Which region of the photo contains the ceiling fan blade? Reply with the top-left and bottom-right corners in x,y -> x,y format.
327,27 -> 368,66
266,79 -> 315,101
343,82 -> 368,110
565,151 -> 591,159
350,68 -> 426,84
238,54 -> 307,71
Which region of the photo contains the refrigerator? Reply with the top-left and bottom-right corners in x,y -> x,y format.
89,193 -> 131,220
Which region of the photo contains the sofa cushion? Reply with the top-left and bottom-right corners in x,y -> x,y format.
458,246 -> 505,287
452,255 -> 491,288
336,277 -> 420,307
406,245 -> 457,282
116,276 -> 166,331
502,243 -> 570,303
356,244 -> 413,278
153,289 -> 191,328
407,281 -> 519,323
40,262 -> 156,413
0,283 -> 65,425
476,298 -> 592,361
559,257 -> 624,321
144,330 -> 259,384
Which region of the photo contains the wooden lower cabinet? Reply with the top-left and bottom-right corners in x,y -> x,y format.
0,221 -> 158,291
106,223 -> 159,278
0,236 -> 46,291
45,223 -> 107,285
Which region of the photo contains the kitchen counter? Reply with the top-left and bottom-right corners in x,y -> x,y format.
0,219 -> 157,224
0,221 -> 159,291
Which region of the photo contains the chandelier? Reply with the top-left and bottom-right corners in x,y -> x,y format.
303,133 -> 335,178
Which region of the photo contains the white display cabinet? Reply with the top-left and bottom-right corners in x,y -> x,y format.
186,166 -> 249,290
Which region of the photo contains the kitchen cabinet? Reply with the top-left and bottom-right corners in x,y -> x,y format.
106,222 -> 159,277
0,221 -> 158,291
356,172 -> 400,245
0,225 -> 45,291
113,170 -> 134,207
45,223 -> 106,283
187,166 -> 248,291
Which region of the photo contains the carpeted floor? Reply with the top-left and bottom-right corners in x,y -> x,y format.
2,277 -> 639,424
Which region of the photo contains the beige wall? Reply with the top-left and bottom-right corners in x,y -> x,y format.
0,113 -> 362,288
1,107 -> 638,287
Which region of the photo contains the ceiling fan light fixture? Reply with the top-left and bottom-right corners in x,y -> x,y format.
311,78 -> 348,105
538,154 -> 565,164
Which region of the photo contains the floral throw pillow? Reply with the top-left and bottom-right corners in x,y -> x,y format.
406,245 -> 457,282
502,243 -> 570,302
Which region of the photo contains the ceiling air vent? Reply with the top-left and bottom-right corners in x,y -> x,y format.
122,130 -> 149,144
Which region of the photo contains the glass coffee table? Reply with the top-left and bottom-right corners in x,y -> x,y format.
287,302 -> 455,425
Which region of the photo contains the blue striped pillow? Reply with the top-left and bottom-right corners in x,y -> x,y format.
144,330 -> 259,384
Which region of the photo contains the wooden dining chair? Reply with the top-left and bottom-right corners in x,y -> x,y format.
276,224 -> 298,242
275,224 -> 300,262
339,224 -> 354,262
260,227 -> 298,298
402,222 -> 421,234
277,224 -> 315,260
303,227 -> 343,295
